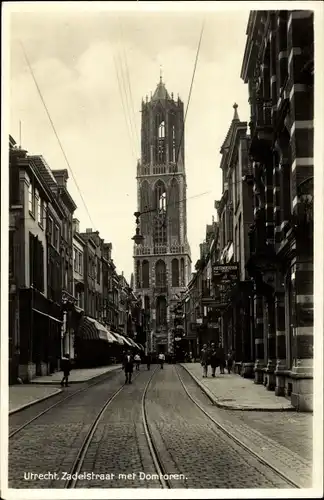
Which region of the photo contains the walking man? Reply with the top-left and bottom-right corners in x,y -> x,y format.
158,352 -> 165,369
134,353 -> 141,371
217,343 -> 226,374
123,350 -> 134,384
209,343 -> 218,377
200,344 -> 209,378
60,354 -> 71,387
227,350 -> 234,374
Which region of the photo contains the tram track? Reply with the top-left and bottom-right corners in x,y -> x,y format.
66,366 -> 171,489
9,364 -> 302,489
9,367 -> 123,440
174,365 -> 300,489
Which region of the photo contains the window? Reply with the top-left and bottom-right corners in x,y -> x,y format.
154,181 -> 167,245
48,217 -> 53,245
54,224 -> 60,252
29,232 -> 44,292
157,120 -> 166,162
158,121 -> 165,139
180,258 -> 185,286
79,252 -> 83,275
156,296 -> 167,327
172,258 -> 179,287
144,295 -> 150,311
28,182 -> 34,214
74,248 -> 77,271
235,224 -> 240,262
172,126 -> 176,163
142,260 -> 149,288
136,260 -> 141,288
155,260 -> 166,288
235,164 -> 240,208
97,259 -> 101,284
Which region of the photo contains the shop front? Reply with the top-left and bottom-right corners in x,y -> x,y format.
19,287 -> 62,381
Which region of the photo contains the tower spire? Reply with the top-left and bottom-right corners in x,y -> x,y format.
233,102 -> 239,121
160,65 -> 162,83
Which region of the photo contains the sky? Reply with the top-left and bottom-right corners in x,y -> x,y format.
8,3 -> 251,283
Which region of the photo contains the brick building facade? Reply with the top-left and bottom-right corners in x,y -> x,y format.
241,10 -> 314,410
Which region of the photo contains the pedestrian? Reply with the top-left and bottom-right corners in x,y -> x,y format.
123,349 -> 134,384
60,354 -> 71,387
200,344 -> 209,378
227,350 -> 234,374
216,343 -> 225,374
209,343 -> 219,377
158,352 -> 165,369
134,353 -> 141,371
146,352 -> 151,371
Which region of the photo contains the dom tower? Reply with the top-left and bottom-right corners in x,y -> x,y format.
133,76 -> 191,355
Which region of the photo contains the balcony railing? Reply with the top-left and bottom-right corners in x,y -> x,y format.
134,243 -> 190,257
154,285 -> 168,294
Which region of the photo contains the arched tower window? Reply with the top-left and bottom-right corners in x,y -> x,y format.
169,178 -> 180,241
144,295 -> 150,311
154,181 -> 167,245
180,258 -> 185,286
156,296 -> 167,327
157,117 -> 166,163
171,259 -> 179,287
142,260 -> 149,288
136,260 -> 141,288
155,259 -> 166,288
172,125 -> 176,163
159,121 -> 165,139
140,180 -> 151,236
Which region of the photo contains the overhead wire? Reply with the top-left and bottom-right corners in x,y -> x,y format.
20,41 -> 96,230
113,49 -> 138,162
118,17 -> 140,150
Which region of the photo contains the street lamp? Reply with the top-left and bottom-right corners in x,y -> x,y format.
131,211 -> 144,245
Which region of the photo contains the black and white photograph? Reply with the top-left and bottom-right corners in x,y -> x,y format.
1,1 -> 323,498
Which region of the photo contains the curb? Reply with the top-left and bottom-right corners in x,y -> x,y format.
180,364 -> 296,412
9,388 -> 63,416
30,366 -> 122,385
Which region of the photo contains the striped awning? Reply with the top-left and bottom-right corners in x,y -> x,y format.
121,336 -> 133,347
78,316 -> 116,343
111,332 -> 124,345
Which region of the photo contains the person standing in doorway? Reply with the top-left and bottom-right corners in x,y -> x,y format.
60,354 -> 71,387
200,344 -> 209,378
158,352 -> 165,369
123,350 -> 134,384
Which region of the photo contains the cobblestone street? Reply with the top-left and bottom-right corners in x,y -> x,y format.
8,364 -> 312,490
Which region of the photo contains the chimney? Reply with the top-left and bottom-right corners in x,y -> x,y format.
52,169 -> 69,188
73,218 -> 80,234
86,228 -> 92,234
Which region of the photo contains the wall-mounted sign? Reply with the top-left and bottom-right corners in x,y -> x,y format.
212,264 -> 239,285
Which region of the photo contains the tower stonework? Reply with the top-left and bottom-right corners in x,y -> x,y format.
134,78 -> 191,354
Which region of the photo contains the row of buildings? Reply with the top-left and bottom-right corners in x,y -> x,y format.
9,137 -> 144,384
171,10 -> 314,411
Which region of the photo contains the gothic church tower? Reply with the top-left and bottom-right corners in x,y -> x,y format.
134,76 -> 191,354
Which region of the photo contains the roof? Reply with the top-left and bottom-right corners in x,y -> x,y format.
152,76 -> 171,102
220,103 -> 240,152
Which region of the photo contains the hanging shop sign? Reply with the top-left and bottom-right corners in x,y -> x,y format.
212,264 -> 239,285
